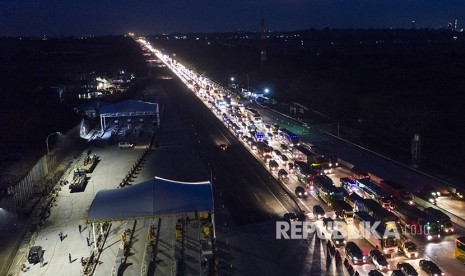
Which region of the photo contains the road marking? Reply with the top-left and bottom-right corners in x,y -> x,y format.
253,192 -> 261,203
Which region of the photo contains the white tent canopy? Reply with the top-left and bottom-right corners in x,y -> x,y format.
88,177 -> 213,222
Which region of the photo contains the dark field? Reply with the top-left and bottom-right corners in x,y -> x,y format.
151,29 -> 465,182
0,36 -> 147,181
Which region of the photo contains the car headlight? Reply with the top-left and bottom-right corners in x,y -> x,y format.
304,192 -> 308,195
429,198 -> 435,203
427,235 -> 432,240
353,257 -> 358,261
336,241 -> 340,244
415,253 -> 419,257
451,228 -> 454,232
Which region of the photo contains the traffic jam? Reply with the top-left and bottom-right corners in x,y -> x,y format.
138,38 -> 462,276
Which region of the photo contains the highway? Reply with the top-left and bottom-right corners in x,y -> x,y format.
146,36 -> 465,275
159,60 -> 351,274
163,73 -> 299,224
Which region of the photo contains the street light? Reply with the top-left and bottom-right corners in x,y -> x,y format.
264,88 -> 270,94
46,132 -> 61,154
230,77 -> 235,82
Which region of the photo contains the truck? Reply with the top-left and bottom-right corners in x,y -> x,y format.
329,199 -> 354,223
392,200 -> 441,241
378,180 -> 413,205
81,154 -> 98,173
292,145 -> 317,164
69,168 -> 87,191
292,146 -> 335,173
423,207 -> 454,234
350,166 -> 370,179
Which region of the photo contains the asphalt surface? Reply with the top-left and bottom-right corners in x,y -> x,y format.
162,72 -> 299,225
157,64 -> 349,275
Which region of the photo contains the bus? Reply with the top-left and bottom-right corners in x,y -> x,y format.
341,177 -> 357,193
356,178 -> 392,209
353,211 -> 398,255
279,129 -> 300,146
355,199 -> 399,232
313,175 -> 344,204
294,161 -> 320,190
455,237 -> 465,263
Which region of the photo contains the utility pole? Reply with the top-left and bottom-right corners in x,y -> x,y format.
411,134 -> 421,168
260,18 -> 267,72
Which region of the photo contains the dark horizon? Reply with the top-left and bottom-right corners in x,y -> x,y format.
1,0 -> 464,37
0,26 -> 463,39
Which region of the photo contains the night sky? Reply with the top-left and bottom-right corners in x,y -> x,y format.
1,0 -> 464,36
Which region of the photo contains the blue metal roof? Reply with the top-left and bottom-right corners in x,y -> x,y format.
88,177 -> 213,221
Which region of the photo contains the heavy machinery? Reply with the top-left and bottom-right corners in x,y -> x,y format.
81,154 -> 99,173
69,168 -> 87,191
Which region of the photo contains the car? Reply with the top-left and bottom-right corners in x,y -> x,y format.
279,154 -> 289,165
369,249 -> 390,270
268,160 -> 279,171
250,141 -> 257,150
368,270 -> 384,276
323,217 -> 335,230
345,242 -> 365,265
263,154 -> 273,163
312,205 -> 326,219
219,144 -> 228,151
278,169 -> 289,181
398,235 -> 418,258
272,149 -> 282,158
287,163 -> 294,174
391,270 -> 406,276
280,143 -> 289,152
28,245 -> 43,264
283,212 -> 298,223
118,142 -> 134,148
295,186 -> 307,198
419,259 -> 444,276
331,230 -> 346,247
397,262 -> 418,276
296,211 -> 307,221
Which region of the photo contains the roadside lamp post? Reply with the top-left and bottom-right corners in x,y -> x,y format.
46,132 -> 61,154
